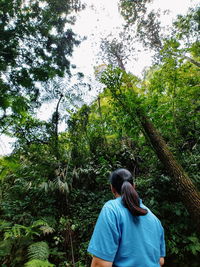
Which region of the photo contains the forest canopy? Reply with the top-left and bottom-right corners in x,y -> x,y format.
0,1 -> 200,266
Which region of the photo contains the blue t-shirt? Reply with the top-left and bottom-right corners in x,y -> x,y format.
88,197 -> 165,267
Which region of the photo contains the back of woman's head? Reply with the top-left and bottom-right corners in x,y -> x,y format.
109,168 -> 147,216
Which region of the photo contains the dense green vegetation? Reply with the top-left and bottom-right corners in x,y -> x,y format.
0,0 -> 200,266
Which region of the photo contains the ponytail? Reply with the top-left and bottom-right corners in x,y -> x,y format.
110,168 -> 148,217
121,182 -> 148,217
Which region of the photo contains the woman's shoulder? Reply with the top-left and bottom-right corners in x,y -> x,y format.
141,201 -> 163,226
103,197 -> 123,211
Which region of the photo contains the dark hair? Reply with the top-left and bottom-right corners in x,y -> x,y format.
109,168 -> 148,216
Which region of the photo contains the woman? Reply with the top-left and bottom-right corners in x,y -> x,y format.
88,168 -> 165,267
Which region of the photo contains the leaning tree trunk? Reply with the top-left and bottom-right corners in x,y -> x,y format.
105,50 -> 200,225
137,111 -> 200,226
111,87 -> 200,225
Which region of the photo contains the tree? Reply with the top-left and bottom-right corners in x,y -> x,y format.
100,64 -> 200,225
0,0 -> 81,132
119,0 -> 163,50
97,5 -> 200,224
99,32 -> 135,70
160,7 -> 200,68
119,1 -> 200,67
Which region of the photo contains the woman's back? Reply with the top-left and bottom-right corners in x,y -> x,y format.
88,197 -> 165,267
88,169 -> 165,267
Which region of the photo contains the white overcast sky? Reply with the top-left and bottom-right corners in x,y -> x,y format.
72,0 -> 199,77
0,0 -> 199,155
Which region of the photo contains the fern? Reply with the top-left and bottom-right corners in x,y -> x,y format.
24,259 -> 54,267
4,224 -> 39,239
0,220 -> 12,231
27,242 -> 49,261
3,220 -> 53,240
31,220 -> 49,228
32,219 -> 54,235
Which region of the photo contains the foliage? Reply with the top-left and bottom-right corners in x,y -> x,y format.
0,0 -> 81,133
119,0 -> 162,50
24,259 -> 54,267
0,4 -> 200,267
27,242 -> 50,261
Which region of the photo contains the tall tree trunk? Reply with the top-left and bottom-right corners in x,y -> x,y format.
97,96 -> 107,145
137,111 -> 200,225
116,54 -> 126,71
53,93 -> 63,160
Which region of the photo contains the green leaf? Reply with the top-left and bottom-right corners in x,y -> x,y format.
27,242 -> 50,261
24,259 -> 54,267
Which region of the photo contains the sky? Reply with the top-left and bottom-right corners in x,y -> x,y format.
71,0 -> 199,101
0,0 -> 199,156
72,0 -> 198,77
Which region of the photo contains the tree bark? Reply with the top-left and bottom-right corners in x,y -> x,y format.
137,111 -> 200,226
116,54 -> 126,71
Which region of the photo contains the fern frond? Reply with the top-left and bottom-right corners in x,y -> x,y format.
27,242 -> 49,261
31,220 -> 49,228
0,220 -> 12,231
4,224 -> 37,239
24,259 -> 54,267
